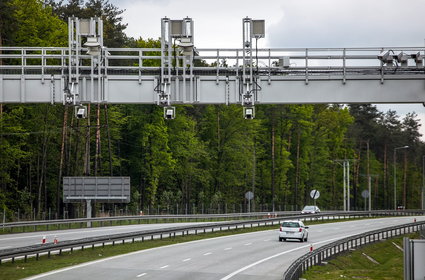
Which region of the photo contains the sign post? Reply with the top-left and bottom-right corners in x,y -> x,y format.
63,177 -> 130,226
362,190 -> 370,211
310,190 -> 320,206
245,191 -> 254,212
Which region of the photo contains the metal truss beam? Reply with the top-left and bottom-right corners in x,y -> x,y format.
0,46 -> 424,105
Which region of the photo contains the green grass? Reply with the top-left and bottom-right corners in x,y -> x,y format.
0,217 -> 388,279
302,233 -> 419,280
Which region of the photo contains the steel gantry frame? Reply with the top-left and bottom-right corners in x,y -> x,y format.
0,17 -> 425,110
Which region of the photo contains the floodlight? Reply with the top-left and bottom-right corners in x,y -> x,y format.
164,106 -> 176,120
413,52 -> 423,67
397,52 -> 408,63
377,51 -> 393,63
75,105 -> 87,119
244,107 -> 255,119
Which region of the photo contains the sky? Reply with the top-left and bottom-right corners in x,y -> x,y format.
110,0 -> 425,137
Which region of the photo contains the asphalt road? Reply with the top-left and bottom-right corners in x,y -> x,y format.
0,222 -> 219,250
24,215 -> 424,280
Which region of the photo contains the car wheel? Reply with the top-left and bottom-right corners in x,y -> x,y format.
279,237 -> 283,242
304,234 -> 308,242
299,236 -> 304,242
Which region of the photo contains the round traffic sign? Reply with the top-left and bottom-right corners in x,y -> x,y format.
310,190 -> 320,199
245,191 -> 254,200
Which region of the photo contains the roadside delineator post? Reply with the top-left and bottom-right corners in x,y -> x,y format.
54,235 -> 58,244
414,218 -> 416,223
42,235 -> 46,244
310,244 -> 313,252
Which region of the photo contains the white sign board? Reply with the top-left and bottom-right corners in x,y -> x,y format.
245,191 -> 254,200
63,177 -> 130,203
310,190 -> 320,200
412,240 -> 425,280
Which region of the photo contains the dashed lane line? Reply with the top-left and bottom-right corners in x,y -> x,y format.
219,235 -> 356,280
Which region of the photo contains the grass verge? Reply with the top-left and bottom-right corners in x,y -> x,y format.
302,233 -> 419,280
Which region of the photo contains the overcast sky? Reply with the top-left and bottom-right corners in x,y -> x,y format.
111,0 -> 425,137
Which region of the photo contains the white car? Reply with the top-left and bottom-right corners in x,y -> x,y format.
301,205 -> 320,214
278,220 -> 309,242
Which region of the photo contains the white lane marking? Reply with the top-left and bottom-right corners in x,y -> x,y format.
0,246 -> 10,249
203,252 -> 212,256
183,258 -> 191,262
160,265 -> 169,269
219,235 -> 352,280
224,247 -> 232,250
244,243 -> 252,246
136,273 -> 147,277
263,239 -> 270,242
24,229 -> 277,280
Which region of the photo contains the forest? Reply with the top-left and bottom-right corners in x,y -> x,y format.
1,0 -> 424,220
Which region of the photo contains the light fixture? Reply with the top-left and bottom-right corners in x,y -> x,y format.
377,51 -> 393,64
397,52 -> 409,66
164,106 -> 176,120
244,107 -> 255,119
75,105 -> 87,119
84,37 -> 101,56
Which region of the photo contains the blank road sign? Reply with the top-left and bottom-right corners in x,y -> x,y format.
63,177 -> 130,203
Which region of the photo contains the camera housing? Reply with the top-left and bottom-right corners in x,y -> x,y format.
75,105 -> 87,119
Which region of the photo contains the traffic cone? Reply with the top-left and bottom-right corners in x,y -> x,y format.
42,235 -> 46,244
310,244 -> 313,252
414,218 -> 416,223
54,235 -> 58,244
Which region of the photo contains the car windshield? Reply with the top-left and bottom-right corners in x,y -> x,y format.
282,222 -> 300,228
303,206 -> 315,210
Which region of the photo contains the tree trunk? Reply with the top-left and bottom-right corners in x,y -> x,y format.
94,104 -> 101,176
84,105 -> 91,175
383,143 -> 387,208
104,104 -> 113,175
73,116 -> 81,176
57,106 -> 68,216
354,150 -> 361,210
271,121 -> 275,212
294,130 -> 301,210
37,106 -> 50,217
403,151 -> 407,208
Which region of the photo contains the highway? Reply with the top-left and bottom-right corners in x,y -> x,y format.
22,215 -> 424,280
0,222 -> 224,250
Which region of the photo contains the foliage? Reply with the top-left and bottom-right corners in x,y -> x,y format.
1,0 -> 425,220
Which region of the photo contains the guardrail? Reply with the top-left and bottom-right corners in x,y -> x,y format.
1,210 -> 424,234
283,220 -> 425,280
0,210 -> 423,264
0,211 -> 297,233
